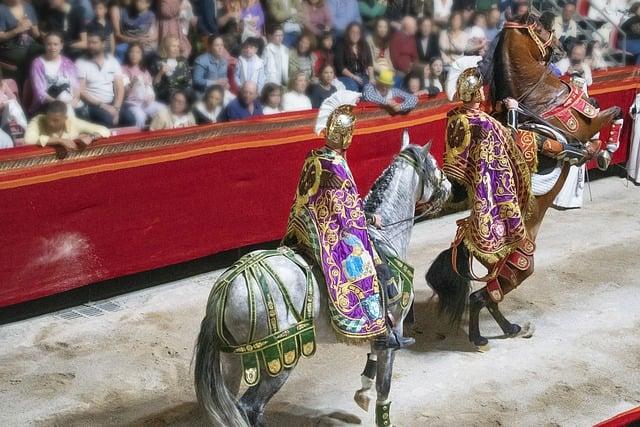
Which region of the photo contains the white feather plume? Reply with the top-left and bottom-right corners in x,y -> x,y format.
445,55 -> 483,101
314,90 -> 361,136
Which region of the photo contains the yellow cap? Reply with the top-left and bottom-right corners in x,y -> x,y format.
376,68 -> 395,86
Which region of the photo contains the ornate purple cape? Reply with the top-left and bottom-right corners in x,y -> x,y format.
283,147 -> 387,341
444,107 -> 534,265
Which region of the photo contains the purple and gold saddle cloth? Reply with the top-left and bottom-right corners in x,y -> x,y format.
283,147 -> 387,342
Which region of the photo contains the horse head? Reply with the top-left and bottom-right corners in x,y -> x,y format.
504,12 -> 558,65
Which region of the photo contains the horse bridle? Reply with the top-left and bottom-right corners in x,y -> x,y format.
503,20 -> 555,60
378,148 -> 446,229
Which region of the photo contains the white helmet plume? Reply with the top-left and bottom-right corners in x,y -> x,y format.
314,90 -> 361,136
445,55 -> 483,101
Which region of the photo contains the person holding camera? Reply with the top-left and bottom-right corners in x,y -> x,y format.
555,40 -> 592,95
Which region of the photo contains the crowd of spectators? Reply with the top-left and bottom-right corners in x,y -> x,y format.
0,0 -> 634,150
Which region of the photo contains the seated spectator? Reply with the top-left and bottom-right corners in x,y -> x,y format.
76,31 -> 124,127
300,0 -> 332,37
30,32 -> 82,116
422,64 -> 441,94
367,18 -> 394,75
384,0 -> 408,29
588,40 -> 608,71
193,35 -> 229,95
622,3 -> 640,65
178,0 -> 196,44
363,68 -> 417,113
439,11 -> 469,67
288,32 -> 314,81
219,80 -> 263,121
308,63 -> 337,108
410,0 -> 433,19
263,25 -> 289,86
194,0 -> 218,41
358,0 -> 386,30
87,0 -> 115,56
157,0 -> 192,57
264,0 -> 302,47
428,56 -> 444,91
432,0 -> 453,27
40,0 -> 87,59
282,71 -> 312,111
390,16 -> 419,76
403,71 -> 428,96
114,0 -> 158,62
24,100 -> 109,149
121,42 -> 163,128
0,0 -> 41,82
311,31 -> 335,77
149,89 -> 196,130
0,69 -> 26,145
110,0 -> 131,56
466,12 -> 488,54
335,22 -> 373,91
235,37 -> 266,92
416,16 -> 440,63
153,35 -> 192,103
555,40 -> 592,93
484,6 -> 500,42
241,0 -> 265,41
260,82 -> 283,114
193,84 -> 224,123
553,1 -> 578,42
218,0 -> 242,37
326,0 -> 362,36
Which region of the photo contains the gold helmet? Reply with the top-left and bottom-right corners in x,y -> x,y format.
315,91 -> 361,150
456,67 -> 484,102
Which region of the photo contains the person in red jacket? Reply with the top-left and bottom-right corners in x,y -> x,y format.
389,16 -> 418,77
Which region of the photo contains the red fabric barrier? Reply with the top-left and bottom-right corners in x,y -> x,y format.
0,67 -> 637,307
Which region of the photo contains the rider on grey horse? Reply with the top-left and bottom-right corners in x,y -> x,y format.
281,90 -> 415,350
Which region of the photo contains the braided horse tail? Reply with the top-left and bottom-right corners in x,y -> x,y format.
426,243 -> 472,326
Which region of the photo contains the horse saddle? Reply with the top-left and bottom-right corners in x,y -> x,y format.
542,83 -> 598,133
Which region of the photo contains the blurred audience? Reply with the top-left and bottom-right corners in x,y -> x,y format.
121,42 -> 163,128
362,68 -> 417,113
308,63 -> 337,107
219,80 -> 263,121
282,71 -> 311,111
149,89 -> 195,129
193,84 -> 223,123
260,82 -> 283,114
153,35 -> 191,103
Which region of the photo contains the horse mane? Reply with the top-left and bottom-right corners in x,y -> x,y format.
364,145 -> 428,214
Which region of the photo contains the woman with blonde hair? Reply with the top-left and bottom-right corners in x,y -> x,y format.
282,71 -> 311,111
157,0 -> 192,57
153,35 -> 191,102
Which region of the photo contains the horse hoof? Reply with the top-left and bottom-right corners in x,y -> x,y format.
506,323 -> 522,337
519,322 -> 535,339
354,390 -> 371,412
471,336 -> 489,350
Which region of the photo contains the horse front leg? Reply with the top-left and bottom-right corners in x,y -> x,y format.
469,288 -> 488,347
374,348 -> 396,427
354,350 -> 377,411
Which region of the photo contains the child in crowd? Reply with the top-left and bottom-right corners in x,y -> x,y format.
263,26 -> 289,86
289,32 -> 314,81
115,0 -> 158,62
193,85 -> 224,123
308,63 -> 337,108
312,31 -> 335,77
260,83 -> 283,115
150,89 -> 196,129
121,42 -> 164,128
234,37 -> 266,92
87,0 -> 115,55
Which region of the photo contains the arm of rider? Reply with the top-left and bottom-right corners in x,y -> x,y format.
503,97 -> 518,130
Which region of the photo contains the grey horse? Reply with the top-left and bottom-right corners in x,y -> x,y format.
194,134 -> 452,427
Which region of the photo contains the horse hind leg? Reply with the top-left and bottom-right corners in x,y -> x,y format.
239,369 -> 292,427
354,351 -> 377,412
468,288 -> 489,347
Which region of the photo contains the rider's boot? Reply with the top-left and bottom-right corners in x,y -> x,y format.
373,314 -> 415,350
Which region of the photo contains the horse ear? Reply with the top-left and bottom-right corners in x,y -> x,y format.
401,129 -> 410,151
423,140 -> 432,154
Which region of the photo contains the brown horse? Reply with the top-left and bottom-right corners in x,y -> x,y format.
427,13 -> 622,347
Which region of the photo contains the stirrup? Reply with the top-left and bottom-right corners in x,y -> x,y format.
373,331 -> 415,351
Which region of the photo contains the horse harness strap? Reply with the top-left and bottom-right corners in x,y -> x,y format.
541,83 -> 598,133
503,21 -> 554,59
213,247 -> 317,386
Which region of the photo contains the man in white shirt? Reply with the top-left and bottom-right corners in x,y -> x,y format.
263,25 -> 289,86
553,1 -> 578,41
554,41 -> 592,93
75,31 -> 125,127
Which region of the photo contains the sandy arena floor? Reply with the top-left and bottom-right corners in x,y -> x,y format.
1,176 -> 639,427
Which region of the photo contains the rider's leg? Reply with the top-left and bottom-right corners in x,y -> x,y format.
373,261 -> 415,350
239,368 -> 292,427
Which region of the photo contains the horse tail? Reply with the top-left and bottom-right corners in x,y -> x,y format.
426,243 -> 471,326
194,311 -> 248,427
